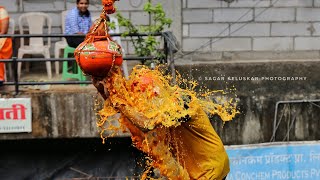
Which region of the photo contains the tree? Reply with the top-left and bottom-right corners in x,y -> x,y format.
115,2 -> 172,65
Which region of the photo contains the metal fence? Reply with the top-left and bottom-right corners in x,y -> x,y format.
0,32 -> 176,94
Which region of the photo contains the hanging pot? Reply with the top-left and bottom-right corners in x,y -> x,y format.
74,14 -> 123,77
75,36 -> 123,77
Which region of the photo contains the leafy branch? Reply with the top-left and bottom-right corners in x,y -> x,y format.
116,2 -> 172,62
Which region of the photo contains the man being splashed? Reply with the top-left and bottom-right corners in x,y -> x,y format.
92,66 -> 231,180
77,0 -> 232,179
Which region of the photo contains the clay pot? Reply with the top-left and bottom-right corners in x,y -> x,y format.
75,37 -> 123,77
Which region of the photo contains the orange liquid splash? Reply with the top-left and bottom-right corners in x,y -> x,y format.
97,65 -> 239,179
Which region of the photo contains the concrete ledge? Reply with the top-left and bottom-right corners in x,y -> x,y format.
0,88 -> 129,140
176,60 -> 320,144
175,51 -> 320,62
0,60 -> 319,145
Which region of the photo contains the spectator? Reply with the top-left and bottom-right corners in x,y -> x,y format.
0,6 -> 12,85
65,0 -> 92,48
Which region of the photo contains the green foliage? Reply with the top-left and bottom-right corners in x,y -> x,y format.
107,21 -> 116,32
116,2 -> 172,62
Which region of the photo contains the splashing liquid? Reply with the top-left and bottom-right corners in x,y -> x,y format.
98,65 -> 238,179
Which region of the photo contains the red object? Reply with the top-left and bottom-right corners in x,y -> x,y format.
102,0 -> 117,14
74,0 -> 122,77
131,75 -> 154,92
139,76 -> 153,92
75,37 -> 123,77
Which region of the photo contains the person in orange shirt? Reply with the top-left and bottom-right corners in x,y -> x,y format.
0,6 -> 12,85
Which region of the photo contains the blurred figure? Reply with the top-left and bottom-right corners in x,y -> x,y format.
0,6 -> 12,85
65,0 -> 92,48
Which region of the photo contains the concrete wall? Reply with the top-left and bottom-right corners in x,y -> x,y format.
0,89 -> 129,140
3,0 -> 320,60
1,60 -> 319,145
175,60 -> 320,145
181,0 -> 320,61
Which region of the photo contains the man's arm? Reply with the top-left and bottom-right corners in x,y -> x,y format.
92,77 -> 109,100
92,77 -> 157,132
117,104 -> 158,132
92,77 -> 152,132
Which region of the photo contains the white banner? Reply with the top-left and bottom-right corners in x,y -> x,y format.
0,98 -> 32,133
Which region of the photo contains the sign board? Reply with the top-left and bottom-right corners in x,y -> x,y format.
0,98 -> 32,133
226,142 -> 320,180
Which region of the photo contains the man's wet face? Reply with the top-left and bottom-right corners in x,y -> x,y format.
77,0 -> 89,14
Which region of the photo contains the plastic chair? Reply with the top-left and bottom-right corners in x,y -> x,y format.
62,45 -> 86,82
8,18 -> 15,35
62,45 -> 86,83
18,12 -> 52,79
54,11 -> 68,75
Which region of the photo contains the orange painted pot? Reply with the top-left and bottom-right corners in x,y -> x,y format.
102,0 -> 116,14
75,37 -> 123,77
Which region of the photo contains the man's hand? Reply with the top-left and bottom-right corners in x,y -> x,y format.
92,77 -> 109,100
117,104 -> 159,132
